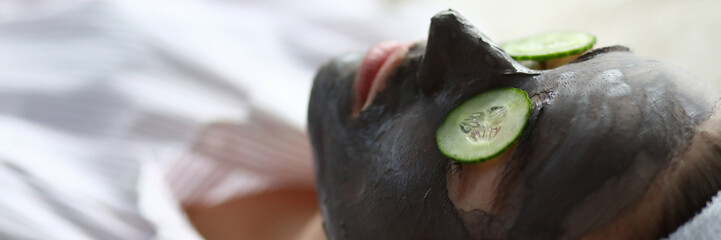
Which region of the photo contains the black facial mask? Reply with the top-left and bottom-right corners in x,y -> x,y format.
308,10 -> 720,239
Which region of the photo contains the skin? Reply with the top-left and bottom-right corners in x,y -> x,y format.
308,10 -> 721,240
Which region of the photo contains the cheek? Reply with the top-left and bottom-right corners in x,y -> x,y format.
447,145 -> 516,214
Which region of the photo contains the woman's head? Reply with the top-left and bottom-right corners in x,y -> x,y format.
308,10 -> 721,239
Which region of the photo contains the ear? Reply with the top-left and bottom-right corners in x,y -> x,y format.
417,10 -> 525,95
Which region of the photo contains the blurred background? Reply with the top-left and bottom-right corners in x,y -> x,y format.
0,0 -> 718,239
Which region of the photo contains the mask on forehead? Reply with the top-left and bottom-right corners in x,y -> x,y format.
308,10 -> 721,239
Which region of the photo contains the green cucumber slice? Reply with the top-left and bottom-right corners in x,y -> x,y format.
501,31 -> 596,61
436,87 -> 531,163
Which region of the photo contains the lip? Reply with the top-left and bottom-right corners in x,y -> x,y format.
353,41 -> 412,115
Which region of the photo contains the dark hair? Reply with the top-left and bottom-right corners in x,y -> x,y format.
661,124 -> 721,237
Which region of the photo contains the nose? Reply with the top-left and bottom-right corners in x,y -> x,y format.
417,10 -> 523,95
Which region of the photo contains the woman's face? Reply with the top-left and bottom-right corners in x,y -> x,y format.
308,10 -> 719,239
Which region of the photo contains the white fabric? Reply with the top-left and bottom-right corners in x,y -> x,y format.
0,0 -> 435,239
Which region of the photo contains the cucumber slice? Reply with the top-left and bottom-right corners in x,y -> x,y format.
501,31 -> 596,61
436,87 -> 531,163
